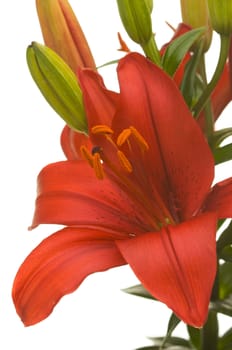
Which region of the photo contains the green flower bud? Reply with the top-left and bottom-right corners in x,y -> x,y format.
27,42 -> 87,133
116,0 -> 153,45
207,0 -> 232,35
181,0 -> 212,51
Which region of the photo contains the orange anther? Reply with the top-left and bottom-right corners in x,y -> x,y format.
117,128 -> 132,147
91,125 -> 114,135
93,152 -> 105,179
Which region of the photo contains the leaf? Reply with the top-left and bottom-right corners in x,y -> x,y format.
97,59 -> 119,69
162,27 -> 205,77
149,336 -> 191,348
214,144 -> 232,165
160,314 -> 181,349
219,245 -> 232,262
210,294 -> 232,317
187,325 -> 201,350
213,128 -> 232,147
217,220 -> 232,252
218,327 -> 232,350
219,262 -> 232,299
122,284 -> 155,300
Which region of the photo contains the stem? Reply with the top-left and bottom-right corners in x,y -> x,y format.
141,35 -> 162,67
201,311 -> 218,350
200,267 -> 219,350
193,34 -> 230,117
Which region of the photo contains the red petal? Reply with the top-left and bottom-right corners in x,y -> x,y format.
116,53 -> 214,219
204,177 -> 232,218
31,160 -> 149,234
12,227 -> 126,326
60,125 -> 92,160
116,212 -> 217,327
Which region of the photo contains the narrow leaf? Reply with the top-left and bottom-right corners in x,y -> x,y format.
162,27 -> 205,77
122,284 -> 155,300
214,144 -> 232,165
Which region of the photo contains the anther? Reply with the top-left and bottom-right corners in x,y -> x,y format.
93,152 -> 105,180
117,150 -> 133,173
130,126 -> 149,151
91,125 -> 114,135
117,128 -> 132,147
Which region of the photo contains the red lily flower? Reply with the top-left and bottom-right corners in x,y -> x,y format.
13,53 -> 232,328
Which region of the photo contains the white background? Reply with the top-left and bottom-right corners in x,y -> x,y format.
1,1 -> 231,349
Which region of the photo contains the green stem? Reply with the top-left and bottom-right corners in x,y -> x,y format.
193,34 -> 230,118
141,35 -> 162,66
200,267 -> 219,350
201,311 -> 218,350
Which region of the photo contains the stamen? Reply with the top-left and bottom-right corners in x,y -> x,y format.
117,150 -> 133,173
130,126 -> 149,151
93,152 -> 105,179
117,128 -> 132,147
91,125 -> 114,135
80,146 -> 94,167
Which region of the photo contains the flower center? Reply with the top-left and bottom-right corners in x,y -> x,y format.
80,124 -> 175,230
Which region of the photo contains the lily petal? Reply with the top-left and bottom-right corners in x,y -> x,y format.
12,227 -> 126,326
116,212 -> 217,327
60,125 -> 91,160
31,160 -> 150,234
116,53 -> 214,219
204,177 -> 232,218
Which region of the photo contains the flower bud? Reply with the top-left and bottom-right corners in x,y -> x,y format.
180,0 -> 212,51
207,0 -> 232,35
116,0 -> 153,45
27,42 -> 87,133
36,0 -> 95,72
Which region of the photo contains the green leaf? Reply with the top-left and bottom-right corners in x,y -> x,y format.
27,42 -> 87,133
210,294 -> 232,317
219,245 -> 232,262
122,284 -> 155,300
213,128 -> 232,147
159,313 -> 181,348
218,327 -> 232,350
97,59 -> 119,69
219,262 -> 232,299
162,27 -> 205,77
149,336 -> 191,348
214,144 -> 232,165
217,220 -> 232,252
187,325 -> 201,350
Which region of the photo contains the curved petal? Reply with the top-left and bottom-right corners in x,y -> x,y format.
204,177 -> 232,218
60,125 -> 92,160
115,53 -> 214,220
31,160 -> 150,234
116,212 -> 217,327
78,68 -> 119,129
12,227 -> 126,326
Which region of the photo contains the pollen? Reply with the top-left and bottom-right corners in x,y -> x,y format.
117,150 -> 133,173
91,125 -> 114,135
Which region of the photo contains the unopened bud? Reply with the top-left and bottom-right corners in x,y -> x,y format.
27,42 -> 87,133
207,0 -> 232,35
116,0 -> 153,45
36,0 -> 95,72
180,0 -> 212,51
